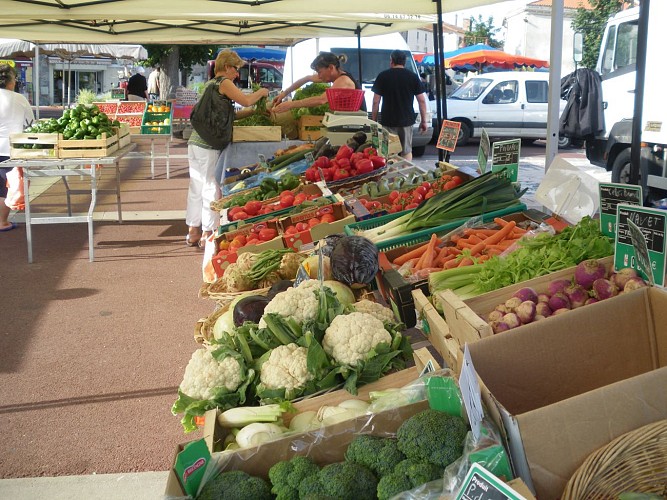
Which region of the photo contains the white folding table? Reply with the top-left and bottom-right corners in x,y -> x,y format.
4,144 -> 135,263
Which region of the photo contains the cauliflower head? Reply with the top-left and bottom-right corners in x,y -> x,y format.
353,299 -> 396,323
322,312 -> 392,366
179,348 -> 243,400
260,343 -> 313,391
258,279 -> 320,328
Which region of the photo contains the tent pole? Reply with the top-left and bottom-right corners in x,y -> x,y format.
545,0 -> 564,171
355,26 -> 362,87
435,0 -> 446,162
34,44 -> 40,119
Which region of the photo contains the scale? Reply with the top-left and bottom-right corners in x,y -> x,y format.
321,111 -> 379,146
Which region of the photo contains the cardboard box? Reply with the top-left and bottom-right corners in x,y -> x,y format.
233,126 -> 282,142
467,286 -> 667,499
280,202 -> 354,250
438,256 -> 614,347
298,115 -> 324,141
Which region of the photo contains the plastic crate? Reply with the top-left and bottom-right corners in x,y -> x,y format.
345,203 -> 528,252
325,88 -> 365,111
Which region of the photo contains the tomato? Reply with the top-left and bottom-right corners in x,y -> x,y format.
421,181 -> 431,189
308,217 -> 321,228
243,200 -> 262,216
388,190 -> 400,202
232,211 -> 249,221
233,234 -> 247,245
284,226 -> 298,235
424,190 -> 436,200
246,238 -> 260,246
411,193 -> 424,204
320,213 -> 336,223
293,193 -> 307,205
279,194 -> 295,208
415,185 -> 429,197
444,180 -> 457,190
295,221 -> 310,232
451,175 -> 464,186
228,206 -> 244,217
229,239 -> 244,250
258,228 -> 278,241
404,202 -> 419,210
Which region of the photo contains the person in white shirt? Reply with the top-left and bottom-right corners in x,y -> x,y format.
0,63 -> 34,232
147,65 -> 161,99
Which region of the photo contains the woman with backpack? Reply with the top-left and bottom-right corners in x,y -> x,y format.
186,50 -> 269,248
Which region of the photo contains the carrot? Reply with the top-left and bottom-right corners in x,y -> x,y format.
443,258 -> 461,269
457,257 -> 474,267
467,234 -> 484,245
485,247 -> 504,256
493,217 -> 511,227
476,254 -> 491,263
457,240 -> 476,249
468,221 -> 517,255
393,244 -> 428,266
510,226 -> 527,235
420,234 -> 439,270
435,252 -> 456,267
448,247 -> 462,256
450,234 -> 462,244
474,229 -> 501,237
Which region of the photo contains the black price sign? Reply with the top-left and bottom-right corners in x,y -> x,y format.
111,88 -> 126,100
598,182 -> 642,238
455,464 -> 525,500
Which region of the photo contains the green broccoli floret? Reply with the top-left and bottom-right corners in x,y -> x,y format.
299,461 -> 378,500
393,458 -> 444,487
377,472 -> 413,500
268,456 -> 320,500
196,470 -> 272,500
345,435 -> 406,477
396,409 -> 468,468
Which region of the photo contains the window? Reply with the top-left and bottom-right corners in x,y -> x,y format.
483,80 -> 518,104
450,77 -> 493,100
525,80 -> 548,103
600,19 -> 638,76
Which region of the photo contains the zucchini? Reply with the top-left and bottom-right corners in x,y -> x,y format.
270,148 -> 315,171
352,131 -> 367,145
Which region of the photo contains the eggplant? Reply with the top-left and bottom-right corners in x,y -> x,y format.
267,280 -> 294,299
233,296 -> 271,327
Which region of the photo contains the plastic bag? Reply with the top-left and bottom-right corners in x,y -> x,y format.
5,167 -> 25,210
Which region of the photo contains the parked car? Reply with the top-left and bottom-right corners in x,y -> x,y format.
438,71 -> 570,147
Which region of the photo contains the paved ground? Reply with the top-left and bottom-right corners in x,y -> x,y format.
0,134 -> 596,499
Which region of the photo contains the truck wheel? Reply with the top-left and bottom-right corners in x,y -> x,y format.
558,136 -> 571,148
457,122 -> 471,146
611,149 -> 644,190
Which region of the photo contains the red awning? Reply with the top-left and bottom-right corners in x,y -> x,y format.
447,50 -> 549,71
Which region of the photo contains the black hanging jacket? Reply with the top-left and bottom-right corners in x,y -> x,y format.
559,68 -> 605,139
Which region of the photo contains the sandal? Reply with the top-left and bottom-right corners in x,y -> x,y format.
186,234 -> 199,247
198,231 -> 212,249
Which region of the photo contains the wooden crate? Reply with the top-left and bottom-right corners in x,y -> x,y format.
232,125 -> 281,142
58,132 -> 119,158
436,255 -> 615,347
298,115 -> 324,141
116,123 -> 131,148
9,132 -> 59,159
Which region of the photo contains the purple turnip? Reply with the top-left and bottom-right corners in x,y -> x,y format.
584,297 -> 599,305
611,268 -> 638,290
513,287 -> 538,304
502,313 -> 521,329
537,293 -> 551,304
534,315 -> 547,321
574,259 -> 608,290
494,304 -> 510,315
548,279 -> 572,296
624,277 -> 648,292
504,297 -> 523,311
487,310 -> 505,323
515,300 -> 537,324
548,292 -> 571,311
564,284 -> 589,309
552,308 -> 570,316
491,321 -> 512,334
535,302 -> 552,318
591,278 -> 619,300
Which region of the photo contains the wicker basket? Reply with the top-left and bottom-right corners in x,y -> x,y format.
325,88 -> 365,111
199,279 -> 270,308
562,419 -> 667,500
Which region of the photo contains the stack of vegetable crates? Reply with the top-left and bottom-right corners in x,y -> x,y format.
297,115 -> 324,141
141,102 -> 172,135
116,101 -> 146,134
9,132 -> 60,159
93,102 -> 120,120
362,204 -> 528,328
232,125 -> 282,142
437,255 -> 614,350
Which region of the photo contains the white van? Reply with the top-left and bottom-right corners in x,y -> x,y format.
445,71 -> 570,147
282,33 -> 432,156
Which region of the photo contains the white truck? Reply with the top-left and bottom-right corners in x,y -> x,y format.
586,3 -> 667,202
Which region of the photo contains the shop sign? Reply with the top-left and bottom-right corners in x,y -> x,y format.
598,182 -> 642,238
478,128 -> 490,173
455,463 -> 527,500
614,204 -> 666,286
491,139 -> 520,182
436,119 -> 461,152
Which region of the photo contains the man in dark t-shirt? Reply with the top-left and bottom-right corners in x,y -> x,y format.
371,50 -> 428,160
127,67 -> 148,101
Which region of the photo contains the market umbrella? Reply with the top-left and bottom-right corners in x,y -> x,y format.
447,49 -> 549,73
419,44 -> 500,67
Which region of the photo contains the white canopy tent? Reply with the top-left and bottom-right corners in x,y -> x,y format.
0,39 -> 147,60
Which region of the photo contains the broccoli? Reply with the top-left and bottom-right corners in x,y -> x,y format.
345,435 -> 406,477
396,409 -> 468,468
268,455 -> 320,500
299,461 -> 378,500
393,458 -> 444,487
196,470 -> 272,500
377,472 -> 413,500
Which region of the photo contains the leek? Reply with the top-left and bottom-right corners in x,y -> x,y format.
358,172 -> 524,243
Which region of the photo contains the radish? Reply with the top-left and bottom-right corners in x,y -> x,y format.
574,259 -> 607,290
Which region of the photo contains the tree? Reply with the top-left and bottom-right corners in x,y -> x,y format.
464,16 -> 503,49
142,44 -> 219,98
571,0 -> 625,69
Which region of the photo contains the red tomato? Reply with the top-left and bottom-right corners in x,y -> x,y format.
424,190 -> 436,200
388,190 -> 400,202
444,180 -> 457,190
414,185 -> 428,197
285,226 -> 298,235
246,238 -> 260,246
320,213 -> 336,223
405,202 -> 419,210
293,193 -> 307,205
421,181 -> 431,189
451,175 -> 464,186
295,221 -> 310,232
411,193 -> 424,204
234,234 -> 247,245
258,228 -> 278,241
228,206 -> 244,216
308,217 -> 321,227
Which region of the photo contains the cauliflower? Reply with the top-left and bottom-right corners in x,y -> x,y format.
353,299 -> 396,323
222,263 -> 253,293
278,252 -> 305,280
179,348 -> 243,400
322,312 -> 392,366
258,279 -> 321,328
260,343 -> 313,391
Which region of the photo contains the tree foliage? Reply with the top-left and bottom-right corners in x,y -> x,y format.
142,44 -> 219,72
571,0 -> 625,69
464,16 -> 503,49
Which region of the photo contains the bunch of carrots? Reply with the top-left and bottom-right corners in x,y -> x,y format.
391,218 -> 527,279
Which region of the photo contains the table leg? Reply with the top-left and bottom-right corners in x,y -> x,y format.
23,170 -> 33,264
115,160 -> 123,224
150,138 -> 155,179
166,137 -> 171,180
62,174 -> 73,216
88,164 -> 98,262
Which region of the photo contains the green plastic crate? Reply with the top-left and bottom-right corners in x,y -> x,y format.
344,203 -> 528,252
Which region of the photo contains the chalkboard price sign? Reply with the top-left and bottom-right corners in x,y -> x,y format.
598,182 -> 642,238
491,139 -> 520,182
455,463 -> 526,500
436,120 -> 462,152
478,128 -> 490,174
614,204 -> 666,286
111,87 -> 126,100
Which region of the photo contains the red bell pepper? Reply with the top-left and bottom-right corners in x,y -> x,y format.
355,158 -> 374,175
335,144 -> 354,160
